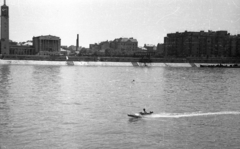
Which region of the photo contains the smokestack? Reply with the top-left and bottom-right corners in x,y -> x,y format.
76,34 -> 79,51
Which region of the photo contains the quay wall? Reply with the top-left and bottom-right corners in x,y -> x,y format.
0,59 -> 231,67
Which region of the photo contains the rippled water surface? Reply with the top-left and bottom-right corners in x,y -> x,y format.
0,65 -> 240,149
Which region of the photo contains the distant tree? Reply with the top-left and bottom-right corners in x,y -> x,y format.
79,48 -> 87,56
68,45 -> 76,51
9,40 -> 18,46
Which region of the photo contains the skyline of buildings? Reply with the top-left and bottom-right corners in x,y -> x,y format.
5,0 -> 240,47
0,0 -> 62,56
1,0 -> 240,58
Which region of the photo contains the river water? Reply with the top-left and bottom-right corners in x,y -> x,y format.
0,65 -> 240,149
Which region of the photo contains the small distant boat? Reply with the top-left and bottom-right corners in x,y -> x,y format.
66,56 -> 74,66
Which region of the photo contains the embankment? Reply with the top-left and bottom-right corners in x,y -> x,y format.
0,59 -> 228,67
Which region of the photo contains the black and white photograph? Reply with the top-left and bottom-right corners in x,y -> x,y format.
0,0 -> 240,148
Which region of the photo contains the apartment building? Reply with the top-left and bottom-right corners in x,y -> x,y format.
164,30 -> 240,58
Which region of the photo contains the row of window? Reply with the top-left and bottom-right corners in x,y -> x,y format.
9,49 -> 35,55
118,43 -> 137,46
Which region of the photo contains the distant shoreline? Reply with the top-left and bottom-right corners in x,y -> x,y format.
1,55 -> 240,63
1,55 -> 240,67
1,59 -> 239,67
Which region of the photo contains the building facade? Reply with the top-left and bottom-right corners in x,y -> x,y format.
33,35 -> 61,55
0,0 -> 9,55
144,44 -> 155,51
156,43 -> 164,56
164,30 -> 240,58
88,38 -> 138,56
0,1 -> 62,56
9,46 -> 35,55
89,41 -> 110,51
110,37 -> 138,51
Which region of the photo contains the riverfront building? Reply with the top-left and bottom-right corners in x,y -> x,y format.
9,46 -> 35,55
0,0 -> 9,55
8,35 -> 61,56
88,37 -> 138,56
90,41 -> 110,51
33,35 -> 61,55
0,0 -> 61,56
164,30 -> 240,58
110,37 -> 138,56
110,37 -> 138,51
144,44 -> 156,51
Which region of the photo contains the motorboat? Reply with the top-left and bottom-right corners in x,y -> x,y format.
128,111 -> 154,118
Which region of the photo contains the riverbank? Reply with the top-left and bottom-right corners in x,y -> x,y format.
1,55 -> 240,67
1,59 -> 239,67
2,55 -> 240,63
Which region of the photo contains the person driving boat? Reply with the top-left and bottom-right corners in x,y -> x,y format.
143,108 -> 147,113
140,108 -> 153,115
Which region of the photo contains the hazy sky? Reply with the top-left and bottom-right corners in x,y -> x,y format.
4,0 -> 240,47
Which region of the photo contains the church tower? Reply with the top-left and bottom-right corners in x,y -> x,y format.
1,0 -> 9,55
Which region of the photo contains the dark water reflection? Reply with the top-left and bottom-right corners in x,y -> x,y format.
0,65 -> 240,149
0,65 -> 11,100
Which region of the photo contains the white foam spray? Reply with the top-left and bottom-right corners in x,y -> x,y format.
148,111 -> 240,118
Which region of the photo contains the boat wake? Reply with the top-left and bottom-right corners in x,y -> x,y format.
148,111 -> 240,118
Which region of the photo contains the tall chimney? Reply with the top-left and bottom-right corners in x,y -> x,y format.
76,34 -> 79,51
